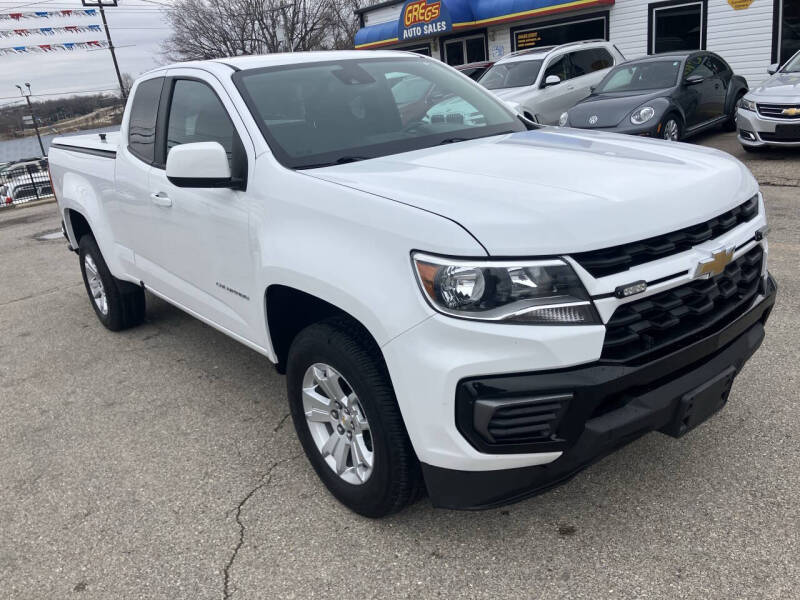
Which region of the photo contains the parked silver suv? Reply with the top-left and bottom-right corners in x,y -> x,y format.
737,50 -> 800,151
477,40 -> 624,125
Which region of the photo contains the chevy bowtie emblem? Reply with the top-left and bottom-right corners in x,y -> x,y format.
589,115 -> 599,125
693,247 -> 735,279
781,107 -> 800,117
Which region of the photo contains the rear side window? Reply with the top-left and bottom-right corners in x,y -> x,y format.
128,77 -> 164,163
570,48 -> 614,76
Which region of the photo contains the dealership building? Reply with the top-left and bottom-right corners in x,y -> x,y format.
354,0 -> 799,85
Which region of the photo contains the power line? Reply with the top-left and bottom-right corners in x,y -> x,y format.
0,86 -> 121,100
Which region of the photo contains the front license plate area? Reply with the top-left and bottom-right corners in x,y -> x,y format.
774,124 -> 800,139
661,367 -> 737,438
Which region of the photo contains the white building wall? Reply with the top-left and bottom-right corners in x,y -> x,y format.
609,0 -> 774,86
705,0 -> 773,86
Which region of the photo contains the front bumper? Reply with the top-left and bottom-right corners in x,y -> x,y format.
737,108 -> 800,147
421,274 -> 776,509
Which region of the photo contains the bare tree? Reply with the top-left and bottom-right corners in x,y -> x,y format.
162,0 -> 367,61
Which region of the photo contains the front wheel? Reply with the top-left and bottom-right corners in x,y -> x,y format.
661,116 -> 682,141
724,93 -> 745,131
286,319 -> 422,517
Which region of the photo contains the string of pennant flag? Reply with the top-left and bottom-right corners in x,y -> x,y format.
0,39 -> 108,55
0,25 -> 102,37
0,9 -> 98,21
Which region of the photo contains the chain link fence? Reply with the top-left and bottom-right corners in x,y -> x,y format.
0,157 -> 53,208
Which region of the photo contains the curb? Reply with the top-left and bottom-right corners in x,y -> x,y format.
3,197 -> 57,211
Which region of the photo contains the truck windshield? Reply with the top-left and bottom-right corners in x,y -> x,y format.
478,60 -> 543,90
595,60 -> 681,93
234,57 -> 525,169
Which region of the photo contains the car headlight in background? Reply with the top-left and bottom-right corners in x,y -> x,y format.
412,253 -> 600,324
558,112 -> 569,127
739,97 -> 757,112
630,106 -> 656,125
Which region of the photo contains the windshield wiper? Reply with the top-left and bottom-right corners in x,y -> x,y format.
334,156 -> 369,164
439,137 -> 470,145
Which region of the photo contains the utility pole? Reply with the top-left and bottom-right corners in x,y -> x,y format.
15,83 -> 45,156
82,0 -> 126,99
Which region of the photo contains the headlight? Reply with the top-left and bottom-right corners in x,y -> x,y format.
558,112 -> 569,127
412,253 -> 600,324
739,97 -> 757,112
630,106 -> 656,125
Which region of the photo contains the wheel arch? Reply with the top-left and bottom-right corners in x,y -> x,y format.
64,207 -> 93,248
265,284 -> 388,375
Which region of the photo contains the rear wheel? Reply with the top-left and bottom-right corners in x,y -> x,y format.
79,235 -> 145,331
661,115 -> 682,141
286,318 -> 422,517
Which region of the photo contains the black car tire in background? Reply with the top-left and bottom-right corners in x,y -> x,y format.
724,91 -> 747,132
661,115 -> 682,141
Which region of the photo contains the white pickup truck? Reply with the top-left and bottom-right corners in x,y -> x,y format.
49,50 -> 776,517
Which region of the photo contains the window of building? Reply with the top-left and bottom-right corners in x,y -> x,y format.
648,0 -> 707,55
127,76 -> 164,163
511,13 -> 608,52
443,34 -> 487,66
777,0 -> 800,66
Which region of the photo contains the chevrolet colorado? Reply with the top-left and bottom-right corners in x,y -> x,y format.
48,51 -> 776,517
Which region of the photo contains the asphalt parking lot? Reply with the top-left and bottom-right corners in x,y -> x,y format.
1,131 -> 798,599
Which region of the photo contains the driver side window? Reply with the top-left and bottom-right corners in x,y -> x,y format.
543,55 -> 570,85
165,79 -> 246,179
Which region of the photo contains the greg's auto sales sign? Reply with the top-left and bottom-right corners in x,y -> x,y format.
399,0 -> 451,41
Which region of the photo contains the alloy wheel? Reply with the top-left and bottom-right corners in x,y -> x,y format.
302,363 -> 374,485
83,255 -> 108,315
662,119 -> 680,141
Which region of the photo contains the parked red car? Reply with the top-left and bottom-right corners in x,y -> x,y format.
455,61 -> 494,81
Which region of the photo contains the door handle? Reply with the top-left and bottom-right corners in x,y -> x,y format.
150,192 -> 172,207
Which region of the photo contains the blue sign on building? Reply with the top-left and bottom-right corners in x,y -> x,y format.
399,0 -> 452,41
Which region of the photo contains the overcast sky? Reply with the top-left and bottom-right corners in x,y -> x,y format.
0,0 -> 172,105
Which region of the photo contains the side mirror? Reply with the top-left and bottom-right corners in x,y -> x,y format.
767,63 -> 779,75
166,142 -> 237,189
685,74 -> 705,86
544,75 -> 561,87
589,85 -> 596,94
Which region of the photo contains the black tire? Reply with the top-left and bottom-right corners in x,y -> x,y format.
286,318 -> 422,517
78,235 -> 145,331
724,92 -> 745,131
660,114 -> 682,141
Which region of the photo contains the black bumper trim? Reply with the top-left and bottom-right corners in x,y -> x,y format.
426,274 -> 776,510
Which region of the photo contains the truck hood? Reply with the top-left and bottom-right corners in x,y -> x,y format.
750,72 -> 800,97
306,128 -> 757,257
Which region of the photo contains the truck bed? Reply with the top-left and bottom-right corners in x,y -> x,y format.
50,131 -> 120,158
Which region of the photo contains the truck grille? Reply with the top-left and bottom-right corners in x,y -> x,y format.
572,196 -> 758,278
757,103 -> 800,120
602,245 -> 764,363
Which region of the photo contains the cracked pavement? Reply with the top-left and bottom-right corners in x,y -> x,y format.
1,131 -> 799,599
